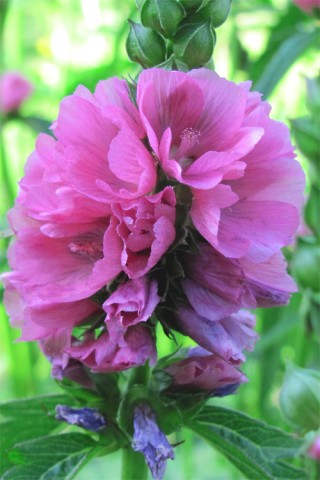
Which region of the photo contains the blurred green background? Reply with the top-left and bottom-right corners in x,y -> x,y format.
0,0 -> 319,478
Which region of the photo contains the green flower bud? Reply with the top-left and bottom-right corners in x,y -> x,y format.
141,0 -> 186,37
179,0 -> 211,9
126,20 -> 166,68
280,363 -> 320,432
183,0 -> 232,28
292,239 -> 320,292
173,21 -> 216,68
203,0 -> 232,27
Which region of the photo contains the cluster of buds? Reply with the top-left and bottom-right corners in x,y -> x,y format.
127,0 -> 232,69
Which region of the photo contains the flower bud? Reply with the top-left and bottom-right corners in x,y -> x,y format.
55,405 -> 107,432
141,0 -> 186,37
179,0 -> 211,9
202,0 -> 232,27
173,21 -> 216,68
132,403 -> 175,480
164,347 -> 247,396
126,20 -> 166,68
280,363 -> 320,431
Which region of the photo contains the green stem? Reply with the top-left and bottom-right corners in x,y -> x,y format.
121,363 -> 150,479
121,447 -> 148,480
127,363 -> 150,388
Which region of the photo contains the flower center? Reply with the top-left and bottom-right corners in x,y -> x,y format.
180,127 -> 201,146
68,234 -> 104,262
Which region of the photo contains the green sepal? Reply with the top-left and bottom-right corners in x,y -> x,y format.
117,385 -> 184,437
126,20 -> 166,68
141,0 -> 186,37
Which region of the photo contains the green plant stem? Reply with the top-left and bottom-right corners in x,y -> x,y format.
121,363 -> 150,480
121,447 -> 148,480
127,363 -> 150,388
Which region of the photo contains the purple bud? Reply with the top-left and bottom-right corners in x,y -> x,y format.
55,405 -> 107,432
165,347 -> 247,396
132,404 -> 174,480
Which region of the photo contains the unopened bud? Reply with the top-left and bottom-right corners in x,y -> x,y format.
203,0 -> 232,27
173,21 -> 216,68
280,363 -> 320,431
179,0 -> 211,9
141,0 -> 186,37
126,20 -> 166,68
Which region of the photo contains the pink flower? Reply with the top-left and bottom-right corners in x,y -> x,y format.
172,305 -> 257,364
52,79 -> 156,203
137,68 -> 305,263
293,0 -> 320,12
2,275 -> 100,341
112,187 -> 176,278
181,243 -> 297,322
68,324 -> 156,373
103,277 -> 160,328
5,223 -> 122,303
165,347 -> 247,395
0,72 -> 33,113
2,66 -> 305,384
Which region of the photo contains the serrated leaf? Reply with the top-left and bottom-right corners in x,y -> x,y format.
4,433 -> 98,480
0,394 -> 74,476
187,406 -> 307,480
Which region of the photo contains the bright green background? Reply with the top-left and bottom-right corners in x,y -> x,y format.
0,0 -> 319,478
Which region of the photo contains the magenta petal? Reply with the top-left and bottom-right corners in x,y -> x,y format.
165,348 -> 247,395
174,306 -> 257,364
107,127 -> 156,197
103,277 -> 160,328
191,184 -> 241,253
182,278 -> 239,321
94,77 -> 145,137
239,252 -> 297,306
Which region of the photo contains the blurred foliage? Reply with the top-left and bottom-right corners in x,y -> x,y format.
0,0 -> 319,478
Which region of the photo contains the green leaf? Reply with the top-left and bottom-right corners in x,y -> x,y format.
291,116 -> 320,168
0,394 -> 74,476
187,406 -> 307,480
22,116 -> 53,135
4,433 -> 98,480
253,30 -> 318,98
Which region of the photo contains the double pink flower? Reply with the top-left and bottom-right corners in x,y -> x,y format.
3,68 -> 304,379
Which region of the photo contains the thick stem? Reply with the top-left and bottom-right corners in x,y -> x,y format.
121,447 -> 148,480
121,363 -> 150,479
127,362 -> 150,388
